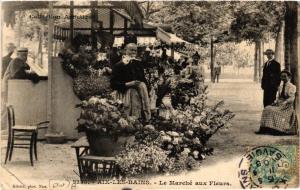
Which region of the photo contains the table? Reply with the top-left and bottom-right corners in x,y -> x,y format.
71,136 -> 118,182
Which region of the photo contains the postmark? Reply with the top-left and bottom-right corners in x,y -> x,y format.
238,146 -> 298,189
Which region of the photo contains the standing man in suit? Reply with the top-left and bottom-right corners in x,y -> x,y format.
214,62 -> 221,83
261,49 -> 281,107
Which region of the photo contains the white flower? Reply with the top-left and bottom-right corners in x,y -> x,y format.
118,118 -> 128,127
183,148 -> 191,154
172,138 -> 179,145
193,116 -> 201,123
88,97 -> 99,104
192,137 -> 201,145
193,150 -> 199,159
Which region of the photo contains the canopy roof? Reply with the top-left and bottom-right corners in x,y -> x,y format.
2,1 -> 144,27
156,27 -> 190,45
53,10 -> 156,37
57,8 -> 131,29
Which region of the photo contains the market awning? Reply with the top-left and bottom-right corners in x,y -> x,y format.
56,8 -> 131,35
156,27 -> 189,45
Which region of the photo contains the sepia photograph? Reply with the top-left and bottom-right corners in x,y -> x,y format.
0,1 -> 299,189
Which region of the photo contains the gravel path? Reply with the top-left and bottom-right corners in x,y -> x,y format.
204,81 -> 298,164
1,81 -> 298,189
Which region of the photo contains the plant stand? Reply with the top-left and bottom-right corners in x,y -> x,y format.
79,155 -> 118,182
71,136 -> 119,182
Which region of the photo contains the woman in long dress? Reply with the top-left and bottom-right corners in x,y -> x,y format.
110,43 -> 151,121
183,52 -> 205,94
258,70 -> 298,135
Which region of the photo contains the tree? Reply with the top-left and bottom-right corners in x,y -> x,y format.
230,1 -> 285,81
283,2 -> 299,132
138,1 -> 166,21
147,2 -> 285,81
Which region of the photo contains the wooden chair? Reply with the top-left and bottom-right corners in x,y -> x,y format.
4,105 -> 49,166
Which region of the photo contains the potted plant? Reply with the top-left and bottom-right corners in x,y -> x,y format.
76,96 -> 143,156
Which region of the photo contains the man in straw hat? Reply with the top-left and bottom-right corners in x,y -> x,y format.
2,43 -> 16,78
3,47 -> 30,79
261,49 -> 281,107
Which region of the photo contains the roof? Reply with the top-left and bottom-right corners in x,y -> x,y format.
57,8 -> 131,29
2,1 -> 144,27
55,9 -> 156,37
156,27 -> 190,45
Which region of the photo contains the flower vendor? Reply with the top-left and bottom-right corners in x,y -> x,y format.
110,43 -> 151,121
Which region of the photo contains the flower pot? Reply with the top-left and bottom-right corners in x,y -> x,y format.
85,129 -> 135,156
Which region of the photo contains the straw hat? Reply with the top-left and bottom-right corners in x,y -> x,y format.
263,49 -> 275,55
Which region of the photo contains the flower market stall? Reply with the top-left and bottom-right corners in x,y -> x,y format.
2,1 -> 155,139
58,32 -> 234,180
3,1 -> 235,182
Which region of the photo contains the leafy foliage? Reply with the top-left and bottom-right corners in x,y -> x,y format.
147,2 -> 285,45
229,2 -> 285,42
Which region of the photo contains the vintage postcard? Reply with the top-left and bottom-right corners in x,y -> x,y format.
0,1 -> 299,189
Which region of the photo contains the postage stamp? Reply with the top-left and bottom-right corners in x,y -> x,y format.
238,145 -> 299,189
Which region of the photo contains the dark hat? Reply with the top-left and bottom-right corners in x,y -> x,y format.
280,69 -> 292,77
263,49 -> 275,55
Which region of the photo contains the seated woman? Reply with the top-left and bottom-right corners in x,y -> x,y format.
110,43 -> 151,121
258,70 -> 298,135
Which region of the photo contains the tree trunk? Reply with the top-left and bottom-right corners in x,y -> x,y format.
210,37 -> 214,82
258,40 -> 262,82
284,2 -> 299,131
70,1 -> 74,40
17,11 -> 23,48
254,41 -> 258,82
275,20 -> 285,65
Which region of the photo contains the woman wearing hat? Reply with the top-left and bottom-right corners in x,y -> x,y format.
258,70 -> 297,135
111,43 -> 151,121
183,52 -> 205,94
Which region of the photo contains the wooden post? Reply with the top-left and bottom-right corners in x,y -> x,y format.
124,19 -> 128,34
70,1 -> 74,40
171,43 -> 174,59
38,28 -> 43,68
109,8 -> 114,34
47,1 -> 54,133
210,37 -> 214,82
91,1 -> 98,50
